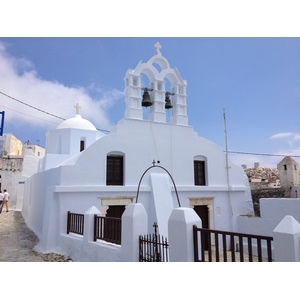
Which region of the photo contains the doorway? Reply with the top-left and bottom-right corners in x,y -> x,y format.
103,205 -> 125,243
106,205 -> 125,218
194,205 -> 209,250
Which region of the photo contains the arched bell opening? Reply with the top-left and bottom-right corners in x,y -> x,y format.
140,73 -> 152,120
164,78 -> 174,123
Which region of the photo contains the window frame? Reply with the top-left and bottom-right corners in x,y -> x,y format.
194,159 -> 206,186
106,154 -> 124,186
80,140 -> 85,152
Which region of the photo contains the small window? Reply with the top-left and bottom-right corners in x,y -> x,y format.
284,164 -> 287,170
194,160 -> 206,186
80,140 -> 85,152
106,155 -> 124,185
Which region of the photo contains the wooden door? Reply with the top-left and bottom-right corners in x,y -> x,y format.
106,205 -> 125,218
194,205 -> 209,250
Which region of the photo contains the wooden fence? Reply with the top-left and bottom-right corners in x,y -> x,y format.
193,225 -> 273,262
67,211 -> 84,235
67,211 -> 121,245
94,215 -> 122,245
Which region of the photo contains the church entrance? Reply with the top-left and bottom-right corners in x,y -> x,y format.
99,196 -> 134,242
189,196 -> 214,251
102,205 -> 125,244
106,205 -> 125,218
194,205 -> 209,250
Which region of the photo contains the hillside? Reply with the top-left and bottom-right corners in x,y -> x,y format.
244,166 -> 279,183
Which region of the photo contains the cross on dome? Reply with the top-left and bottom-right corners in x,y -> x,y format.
154,42 -> 162,55
74,103 -> 81,115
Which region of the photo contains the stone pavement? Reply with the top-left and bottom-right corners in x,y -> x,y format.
0,210 -> 72,262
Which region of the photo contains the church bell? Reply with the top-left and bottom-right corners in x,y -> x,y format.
142,88 -> 153,107
165,92 -> 173,109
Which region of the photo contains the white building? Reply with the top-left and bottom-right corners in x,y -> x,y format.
22,43 -> 254,255
38,104 -> 105,172
0,133 -> 45,209
278,156 -> 300,193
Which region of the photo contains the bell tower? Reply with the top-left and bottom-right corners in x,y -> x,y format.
124,42 -> 188,126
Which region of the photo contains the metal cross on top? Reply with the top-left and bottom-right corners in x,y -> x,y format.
154,42 -> 162,54
74,103 -> 81,115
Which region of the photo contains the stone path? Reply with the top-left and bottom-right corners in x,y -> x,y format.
0,210 -> 72,262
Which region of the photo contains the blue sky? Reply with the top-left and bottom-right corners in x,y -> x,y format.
0,37 -> 299,168
1,1 -> 300,169
1,0 -> 300,287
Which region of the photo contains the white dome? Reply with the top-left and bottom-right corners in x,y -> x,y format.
57,114 -> 96,131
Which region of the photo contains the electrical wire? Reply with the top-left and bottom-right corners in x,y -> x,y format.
0,91 -> 65,120
226,151 -> 300,158
0,102 -> 61,125
0,90 -> 110,133
1,91 -> 299,156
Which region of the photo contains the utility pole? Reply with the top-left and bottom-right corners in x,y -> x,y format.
223,108 -> 233,218
223,108 -> 229,170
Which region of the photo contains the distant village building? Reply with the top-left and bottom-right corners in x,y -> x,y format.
277,156 -> 300,197
244,159 -> 300,193
0,133 -> 45,209
244,162 -> 280,189
243,159 -> 300,216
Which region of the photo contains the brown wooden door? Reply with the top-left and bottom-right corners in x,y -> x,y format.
106,205 -> 125,218
194,205 -> 209,250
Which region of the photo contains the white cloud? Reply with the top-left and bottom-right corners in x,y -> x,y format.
0,42 -> 124,134
270,132 -> 300,148
270,132 -> 295,139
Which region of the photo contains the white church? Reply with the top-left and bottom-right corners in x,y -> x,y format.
21,43 -> 255,260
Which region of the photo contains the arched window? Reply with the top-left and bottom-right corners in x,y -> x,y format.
106,153 -> 124,186
194,156 -> 207,186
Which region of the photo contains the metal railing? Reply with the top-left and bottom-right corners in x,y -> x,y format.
139,222 -> 169,262
193,225 -> 273,262
67,211 -> 84,235
94,215 -> 122,245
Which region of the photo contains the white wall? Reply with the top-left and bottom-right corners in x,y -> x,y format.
237,198 -> 300,237
22,115 -> 254,252
0,147 -> 43,210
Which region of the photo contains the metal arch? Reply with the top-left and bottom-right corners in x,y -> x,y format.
135,162 -> 181,207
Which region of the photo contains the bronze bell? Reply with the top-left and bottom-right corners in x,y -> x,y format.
165,93 -> 173,109
142,88 -> 153,107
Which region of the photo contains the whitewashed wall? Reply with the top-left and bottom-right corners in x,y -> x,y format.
237,198 -> 300,237
22,116 -> 253,252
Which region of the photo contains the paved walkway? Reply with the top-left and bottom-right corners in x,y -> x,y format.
0,210 -> 72,262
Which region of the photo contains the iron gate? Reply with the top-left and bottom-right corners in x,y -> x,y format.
139,222 -> 169,262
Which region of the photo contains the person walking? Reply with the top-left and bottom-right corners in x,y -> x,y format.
0,189 -> 9,213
